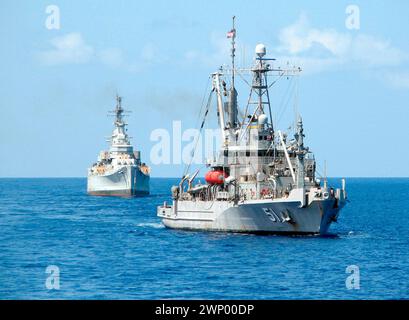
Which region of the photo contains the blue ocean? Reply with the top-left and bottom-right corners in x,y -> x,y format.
0,178 -> 408,299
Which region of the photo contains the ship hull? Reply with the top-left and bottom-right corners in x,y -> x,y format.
158,198 -> 343,235
87,165 -> 149,197
87,189 -> 149,197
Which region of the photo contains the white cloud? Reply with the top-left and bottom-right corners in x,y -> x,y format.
127,43 -> 169,73
141,43 -> 157,62
98,48 -> 123,68
383,71 -> 409,89
184,32 -> 231,67
39,33 -> 94,65
350,34 -> 405,67
274,14 -> 407,74
277,14 -> 351,57
39,33 -> 168,73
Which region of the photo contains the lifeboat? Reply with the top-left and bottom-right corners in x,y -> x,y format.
205,170 -> 227,185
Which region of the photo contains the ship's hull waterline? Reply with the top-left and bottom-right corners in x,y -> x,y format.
87,165 -> 149,197
88,190 -> 149,197
158,198 -> 343,235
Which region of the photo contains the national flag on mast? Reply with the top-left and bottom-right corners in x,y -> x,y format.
226,29 -> 235,38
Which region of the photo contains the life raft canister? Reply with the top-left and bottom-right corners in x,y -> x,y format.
205,170 -> 227,185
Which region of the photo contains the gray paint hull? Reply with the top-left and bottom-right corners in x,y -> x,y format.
87,165 -> 149,197
158,198 -> 342,235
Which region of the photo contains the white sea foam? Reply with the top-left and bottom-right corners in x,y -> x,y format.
136,222 -> 164,229
344,231 -> 371,239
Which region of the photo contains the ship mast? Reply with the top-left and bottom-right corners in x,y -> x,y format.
109,94 -> 131,150
231,16 -> 236,91
252,45 -> 274,131
115,94 -> 124,128
227,16 -> 238,130
236,44 -> 275,145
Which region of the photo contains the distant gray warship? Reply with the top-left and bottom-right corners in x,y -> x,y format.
87,95 -> 150,196
157,18 -> 347,235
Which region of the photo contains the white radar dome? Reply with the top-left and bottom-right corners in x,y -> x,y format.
255,43 -> 266,57
258,114 -> 268,124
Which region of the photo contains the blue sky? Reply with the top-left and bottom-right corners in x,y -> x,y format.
1,0 -> 409,177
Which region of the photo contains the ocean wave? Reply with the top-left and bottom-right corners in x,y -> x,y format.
135,222 -> 165,229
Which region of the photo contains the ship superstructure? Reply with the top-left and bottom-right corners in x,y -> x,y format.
87,95 -> 150,196
157,18 -> 347,234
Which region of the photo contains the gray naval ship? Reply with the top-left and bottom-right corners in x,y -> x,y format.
158,19 -> 347,235
87,95 -> 150,196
